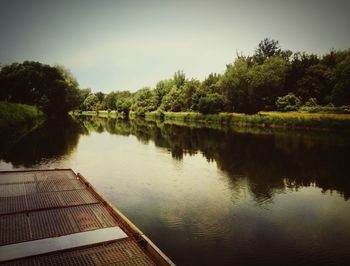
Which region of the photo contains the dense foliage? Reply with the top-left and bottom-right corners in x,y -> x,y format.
2,39 -> 349,117
78,39 -> 350,116
0,61 -> 81,117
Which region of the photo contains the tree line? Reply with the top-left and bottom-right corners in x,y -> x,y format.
78,38 -> 350,115
1,38 -> 349,117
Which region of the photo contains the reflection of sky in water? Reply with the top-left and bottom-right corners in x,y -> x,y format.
1,120 -> 350,265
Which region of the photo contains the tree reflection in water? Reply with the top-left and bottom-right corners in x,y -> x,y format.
0,116 -> 87,167
78,116 -> 350,202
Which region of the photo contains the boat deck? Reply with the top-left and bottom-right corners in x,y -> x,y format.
0,169 -> 174,265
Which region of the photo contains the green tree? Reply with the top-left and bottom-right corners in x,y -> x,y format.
77,88 -> 92,109
153,79 -> 174,108
198,93 -> 228,114
131,87 -> 157,116
160,85 -> 184,112
82,94 -> 98,111
253,38 -> 282,64
276,93 -> 302,111
115,91 -> 132,115
249,56 -> 288,112
173,70 -> 186,88
297,64 -> 333,105
104,92 -> 117,110
116,97 -> 132,116
95,92 -> 105,103
218,58 -> 251,113
332,55 -> 350,106
181,79 -> 200,111
0,61 -> 81,117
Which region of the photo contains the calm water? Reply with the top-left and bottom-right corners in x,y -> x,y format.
1,116 -> 350,265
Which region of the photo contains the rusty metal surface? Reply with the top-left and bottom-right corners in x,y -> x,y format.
0,169 -> 172,265
0,203 -> 117,246
2,239 -> 156,266
0,172 -> 35,184
0,170 -> 76,185
0,188 -> 99,215
0,178 -> 85,197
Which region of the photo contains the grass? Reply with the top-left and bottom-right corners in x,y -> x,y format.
72,109 -> 350,131
145,111 -> 350,131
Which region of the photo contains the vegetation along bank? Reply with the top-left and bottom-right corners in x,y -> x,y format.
1,38 -> 350,131
0,102 -> 44,152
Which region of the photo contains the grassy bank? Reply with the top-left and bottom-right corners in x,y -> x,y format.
144,111 -> 350,131
71,110 -> 127,119
73,109 -> 350,131
0,102 -> 44,152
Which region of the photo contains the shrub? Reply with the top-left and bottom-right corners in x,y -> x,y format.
276,93 -> 302,111
198,93 -> 228,114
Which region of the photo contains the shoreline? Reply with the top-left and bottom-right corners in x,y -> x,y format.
0,102 -> 44,153
73,110 -> 350,132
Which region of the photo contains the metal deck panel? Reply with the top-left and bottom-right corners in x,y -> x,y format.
0,203 -> 117,246
0,169 -> 174,265
0,227 -> 128,262
2,238 -> 156,266
0,189 -> 100,215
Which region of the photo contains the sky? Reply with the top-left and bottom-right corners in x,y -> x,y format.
0,0 -> 349,93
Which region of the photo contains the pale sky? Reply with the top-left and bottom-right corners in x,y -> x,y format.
0,0 -> 349,93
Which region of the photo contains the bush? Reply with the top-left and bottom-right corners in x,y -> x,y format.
198,93 -> 228,114
299,105 -> 350,114
276,93 -> 302,112
304,98 -> 318,107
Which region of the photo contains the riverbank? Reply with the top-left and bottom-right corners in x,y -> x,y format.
71,110 -> 126,119
0,102 -> 44,152
73,110 -> 350,131
144,111 -> 350,131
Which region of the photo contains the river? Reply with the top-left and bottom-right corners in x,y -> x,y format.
1,116 -> 350,265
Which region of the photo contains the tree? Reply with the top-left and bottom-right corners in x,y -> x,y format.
131,87 -> 157,116
153,79 -> 174,108
218,59 -> 251,113
0,61 -> 81,117
104,92 -> 117,110
114,91 -> 132,115
276,93 -> 302,111
95,92 -> 105,103
82,94 -> 98,110
173,70 -> 186,88
332,55 -> 350,106
198,93 -> 228,114
116,97 -> 132,116
285,52 -> 320,95
181,79 -> 200,111
297,64 -> 333,105
253,38 -> 282,64
77,88 -> 92,109
201,73 -> 221,93
160,85 -> 184,112
248,56 -> 288,112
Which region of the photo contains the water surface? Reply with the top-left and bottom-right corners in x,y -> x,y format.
1,116 -> 350,265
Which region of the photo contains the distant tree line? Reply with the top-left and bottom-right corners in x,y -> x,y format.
1,39 -> 349,117
78,39 -> 350,115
